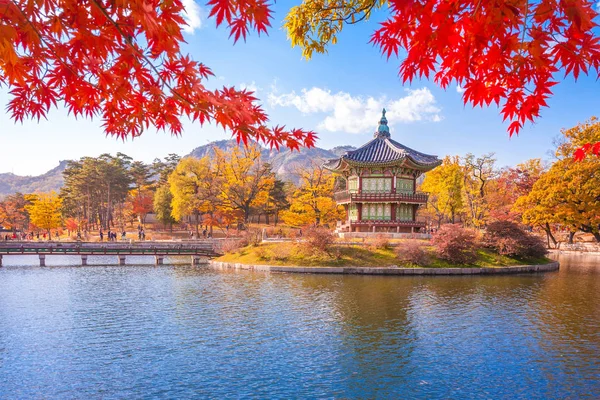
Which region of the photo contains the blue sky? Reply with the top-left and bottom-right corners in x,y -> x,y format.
1,2 -> 599,176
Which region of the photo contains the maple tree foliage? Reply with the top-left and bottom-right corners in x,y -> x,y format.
0,0 -> 316,150
285,0 -> 600,156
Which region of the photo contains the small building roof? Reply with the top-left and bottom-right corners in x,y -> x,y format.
323,109 -> 441,172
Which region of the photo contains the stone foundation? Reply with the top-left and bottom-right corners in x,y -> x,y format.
209,261 -> 559,275
338,232 -> 431,240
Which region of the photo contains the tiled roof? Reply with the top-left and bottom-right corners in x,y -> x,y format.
323,109 -> 441,171
340,137 -> 439,166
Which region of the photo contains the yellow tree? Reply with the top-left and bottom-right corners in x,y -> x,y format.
462,153 -> 497,228
515,118 -> 600,243
420,156 -> 464,227
169,156 -> 224,236
217,145 -> 274,225
281,163 -> 345,227
26,192 -> 63,238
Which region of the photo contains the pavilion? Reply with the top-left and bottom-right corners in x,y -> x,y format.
323,109 -> 441,235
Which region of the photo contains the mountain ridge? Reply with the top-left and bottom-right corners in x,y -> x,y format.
0,143 -> 356,196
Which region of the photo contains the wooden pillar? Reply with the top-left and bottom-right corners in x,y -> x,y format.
397,226 -> 400,233
357,203 -> 362,220
39,254 -> 46,267
119,255 -> 127,266
392,175 -> 396,193
81,255 -> 88,266
391,204 -> 396,221
358,176 -> 362,193
155,256 -> 164,265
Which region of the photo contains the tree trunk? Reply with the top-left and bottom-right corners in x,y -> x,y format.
265,213 -> 270,225
244,206 -> 250,224
195,212 -> 200,236
592,231 -> 600,243
544,222 -> 557,248
106,184 -> 111,230
568,231 -> 576,244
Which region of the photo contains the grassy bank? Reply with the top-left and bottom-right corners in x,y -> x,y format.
215,242 -> 551,268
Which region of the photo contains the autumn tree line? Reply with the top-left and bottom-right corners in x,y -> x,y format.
0,145 -> 343,238
1,118 -> 597,242
421,119 -> 600,244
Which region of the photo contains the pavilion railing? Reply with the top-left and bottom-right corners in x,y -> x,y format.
351,220 -> 426,227
333,190 -> 428,204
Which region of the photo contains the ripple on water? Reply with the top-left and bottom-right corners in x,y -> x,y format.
0,254 -> 599,399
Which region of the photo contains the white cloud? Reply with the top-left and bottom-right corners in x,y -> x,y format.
268,87 -> 442,134
240,81 -> 259,94
182,0 -> 202,33
456,85 -> 466,94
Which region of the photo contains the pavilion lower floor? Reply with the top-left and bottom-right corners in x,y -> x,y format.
339,202 -> 424,233
336,219 -> 426,233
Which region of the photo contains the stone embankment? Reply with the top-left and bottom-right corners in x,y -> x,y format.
209,261 -> 559,275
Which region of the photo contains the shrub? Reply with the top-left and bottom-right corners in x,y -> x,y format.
369,235 -> 391,250
239,228 -> 262,247
254,246 -> 270,260
395,240 -> 430,266
483,221 -> 547,258
431,224 -> 478,264
271,245 -> 293,261
303,225 -> 336,252
220,238 -> 244,254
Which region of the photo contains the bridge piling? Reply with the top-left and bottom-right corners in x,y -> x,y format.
155,256 -> 164,265
119,256 -> 126,266
0,255 -> 2,267
39,254 -> 46,267
81,255 -> 88,266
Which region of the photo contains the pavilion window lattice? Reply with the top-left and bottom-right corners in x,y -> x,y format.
347,177 -> 359,193
362,203 -> 391,221
397,204 -> 413,221
362,177 -> 392,193
396,178 -> 414,193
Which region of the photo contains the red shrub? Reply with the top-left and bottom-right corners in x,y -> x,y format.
483,221 -> 547,258
431,224 -> 478,264
369,234 -> 391,250
303,226 -> 335,252
220,238 -> 245,254
395,240 -> 430,266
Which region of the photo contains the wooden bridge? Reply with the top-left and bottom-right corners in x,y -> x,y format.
0,241 -> 223,266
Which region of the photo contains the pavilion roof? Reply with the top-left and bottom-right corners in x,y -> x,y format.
323,109 -> 441,172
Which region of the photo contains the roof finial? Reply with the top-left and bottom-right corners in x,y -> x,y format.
375,108 -> 390,138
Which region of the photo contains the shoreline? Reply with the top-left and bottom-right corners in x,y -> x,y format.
209,260 -> 560,276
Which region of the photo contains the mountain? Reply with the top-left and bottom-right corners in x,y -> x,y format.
0,142 -> 358,196
186,141 -> 357,183
0,160 -> 68,198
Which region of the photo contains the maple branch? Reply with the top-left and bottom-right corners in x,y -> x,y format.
88,0 -> 198,110
9,0 -> 97,90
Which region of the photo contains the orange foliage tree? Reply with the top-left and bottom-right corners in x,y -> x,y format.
0,0 -> 316,150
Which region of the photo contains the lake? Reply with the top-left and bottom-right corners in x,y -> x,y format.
0,253 -> 598,399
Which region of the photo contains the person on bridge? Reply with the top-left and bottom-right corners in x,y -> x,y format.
99,230 -> 104,241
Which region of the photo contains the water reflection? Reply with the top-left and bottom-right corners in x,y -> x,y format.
0,254 -> 598,398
